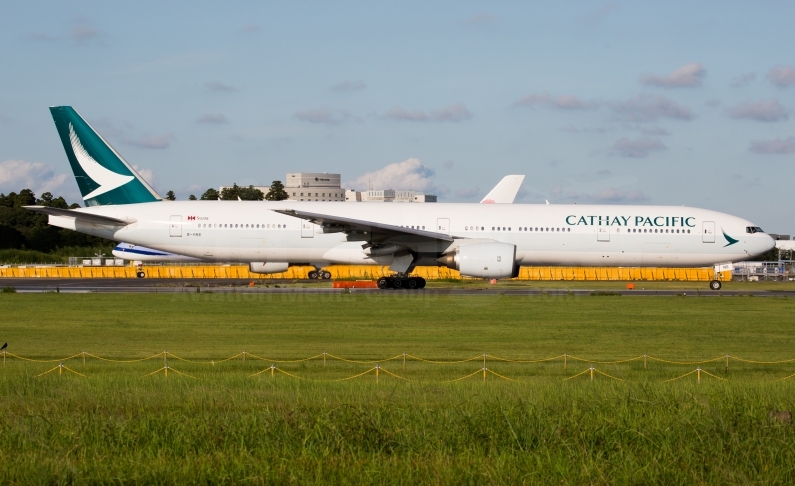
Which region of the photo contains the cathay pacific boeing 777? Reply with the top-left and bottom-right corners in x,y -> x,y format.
26,107 -> 774,290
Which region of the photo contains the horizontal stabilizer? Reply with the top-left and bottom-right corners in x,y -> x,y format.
24,206 -> 133,226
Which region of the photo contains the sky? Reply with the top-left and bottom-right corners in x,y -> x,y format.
1,1 -> 794,233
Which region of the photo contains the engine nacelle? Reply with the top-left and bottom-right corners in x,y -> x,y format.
249,262 -> 289,274
437,242 -> 518,278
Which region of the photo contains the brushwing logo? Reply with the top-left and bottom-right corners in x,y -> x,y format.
722,229 -> 739,247
68,123 -> 134,200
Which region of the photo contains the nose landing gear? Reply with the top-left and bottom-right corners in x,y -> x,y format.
709,280 -> 722,290
376,275 -> 426,290
307,270 -> 332,280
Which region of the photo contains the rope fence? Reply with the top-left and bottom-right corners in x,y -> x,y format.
5,349 -> 795,384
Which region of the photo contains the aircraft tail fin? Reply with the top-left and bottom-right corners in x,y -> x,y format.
49,106 -> 161,206
480,175 -> 525,204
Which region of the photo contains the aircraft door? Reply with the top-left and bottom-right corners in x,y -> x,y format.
301,220 -> 315,238
597,226 -> 610,242
437,218 -> 450,235
702,221 -> 715,243
169,215 -> 181,237
203,225 -> 214,256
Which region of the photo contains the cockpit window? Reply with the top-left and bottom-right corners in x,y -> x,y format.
746,226 -> 764,234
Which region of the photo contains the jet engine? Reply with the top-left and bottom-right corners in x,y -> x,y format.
249,262 -> 289,274
436,242 -> 518,278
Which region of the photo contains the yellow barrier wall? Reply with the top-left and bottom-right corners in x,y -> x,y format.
0,265 -> 730,281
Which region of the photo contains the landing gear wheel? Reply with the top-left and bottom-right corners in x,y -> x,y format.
709,280 -> 722,291
417,277 -> 426,289
321,271 -> 332,280
136,271 -> 145,279
377,277 -> 391,289
407,278 -> 419,289
307,270 -> 319,280
392,278 -> 403,289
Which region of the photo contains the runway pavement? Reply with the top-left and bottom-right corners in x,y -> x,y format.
2,278 -> 794,297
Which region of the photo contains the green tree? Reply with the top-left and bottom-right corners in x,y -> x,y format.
188,194 -> 197,200
220,184 -> 264,201
165,191 -> 176,201
264,180 -> 290,201
200,188 -> 219,200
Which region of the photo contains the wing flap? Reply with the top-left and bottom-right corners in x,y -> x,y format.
273,209 -> 453,244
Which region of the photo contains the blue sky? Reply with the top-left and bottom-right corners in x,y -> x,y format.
1,1 -> 794,232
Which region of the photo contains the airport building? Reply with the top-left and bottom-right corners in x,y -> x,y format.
345,189 -> 436,203
222,171 -> 436,202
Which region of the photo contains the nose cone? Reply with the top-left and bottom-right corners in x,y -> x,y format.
764,234 -> 776,252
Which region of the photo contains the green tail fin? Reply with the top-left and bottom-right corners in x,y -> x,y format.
49,106 -> 161,206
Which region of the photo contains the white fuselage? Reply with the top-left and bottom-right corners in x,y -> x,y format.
56,201 -> 773,268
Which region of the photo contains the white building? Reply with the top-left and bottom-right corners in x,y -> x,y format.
345,189 -> 436,202
285,172 -> 345,202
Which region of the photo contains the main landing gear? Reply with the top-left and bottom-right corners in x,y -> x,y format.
709,280 -> 722,291
307,270 -> 332,280
377,276 -> 426,290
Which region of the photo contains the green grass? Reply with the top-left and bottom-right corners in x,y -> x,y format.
2,293 -> 795,484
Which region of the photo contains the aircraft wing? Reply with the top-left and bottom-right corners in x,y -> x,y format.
24,206 -> 133,226
480,175 -> 525,204
273,209 -> 454,244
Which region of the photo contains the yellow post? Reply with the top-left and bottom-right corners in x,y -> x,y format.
243,351 -> 246,362
59,363 -> 63,376
83,351 -> 86,367
376,364 -> 380,384
323,352 -> 326,368
403,352 -> 406,370
165,364 -> 168,377
644,354 -> 647,370
725,354 -> 729,372
271,364 -> 275,377
564,353 -> 567,371
2,349 -> 5,367
590,366 -> 594,381
483,366 -> 486,382
697,367 -> 701,384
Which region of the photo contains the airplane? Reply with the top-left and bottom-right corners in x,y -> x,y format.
111,174 -> 528,271
26,106 -> 774,290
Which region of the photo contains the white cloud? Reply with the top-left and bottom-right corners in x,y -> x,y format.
609,94 -> 695,122
0,159 -> 69,195
749,137 -> 795,154
131,165 -> 156,185
295,108 -> 360,125
345,158 -> 436,192
609,137 -> 667,158
639,62 -> 706,88
767,66 -> 795,88
205,81 -> 238,92
196,113 -> 228,124
513,93 -> 595,110
381,103 -> 473,122
331,80 -> 366,92
124,133 -> 175,149
240,23 -> 261,33
731,72 -> 756,88
728,100 -> 789,122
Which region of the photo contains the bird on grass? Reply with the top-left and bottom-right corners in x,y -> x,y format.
0,343 -> 6,351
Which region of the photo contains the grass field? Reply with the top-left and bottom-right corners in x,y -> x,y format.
2,292 -> 795,484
